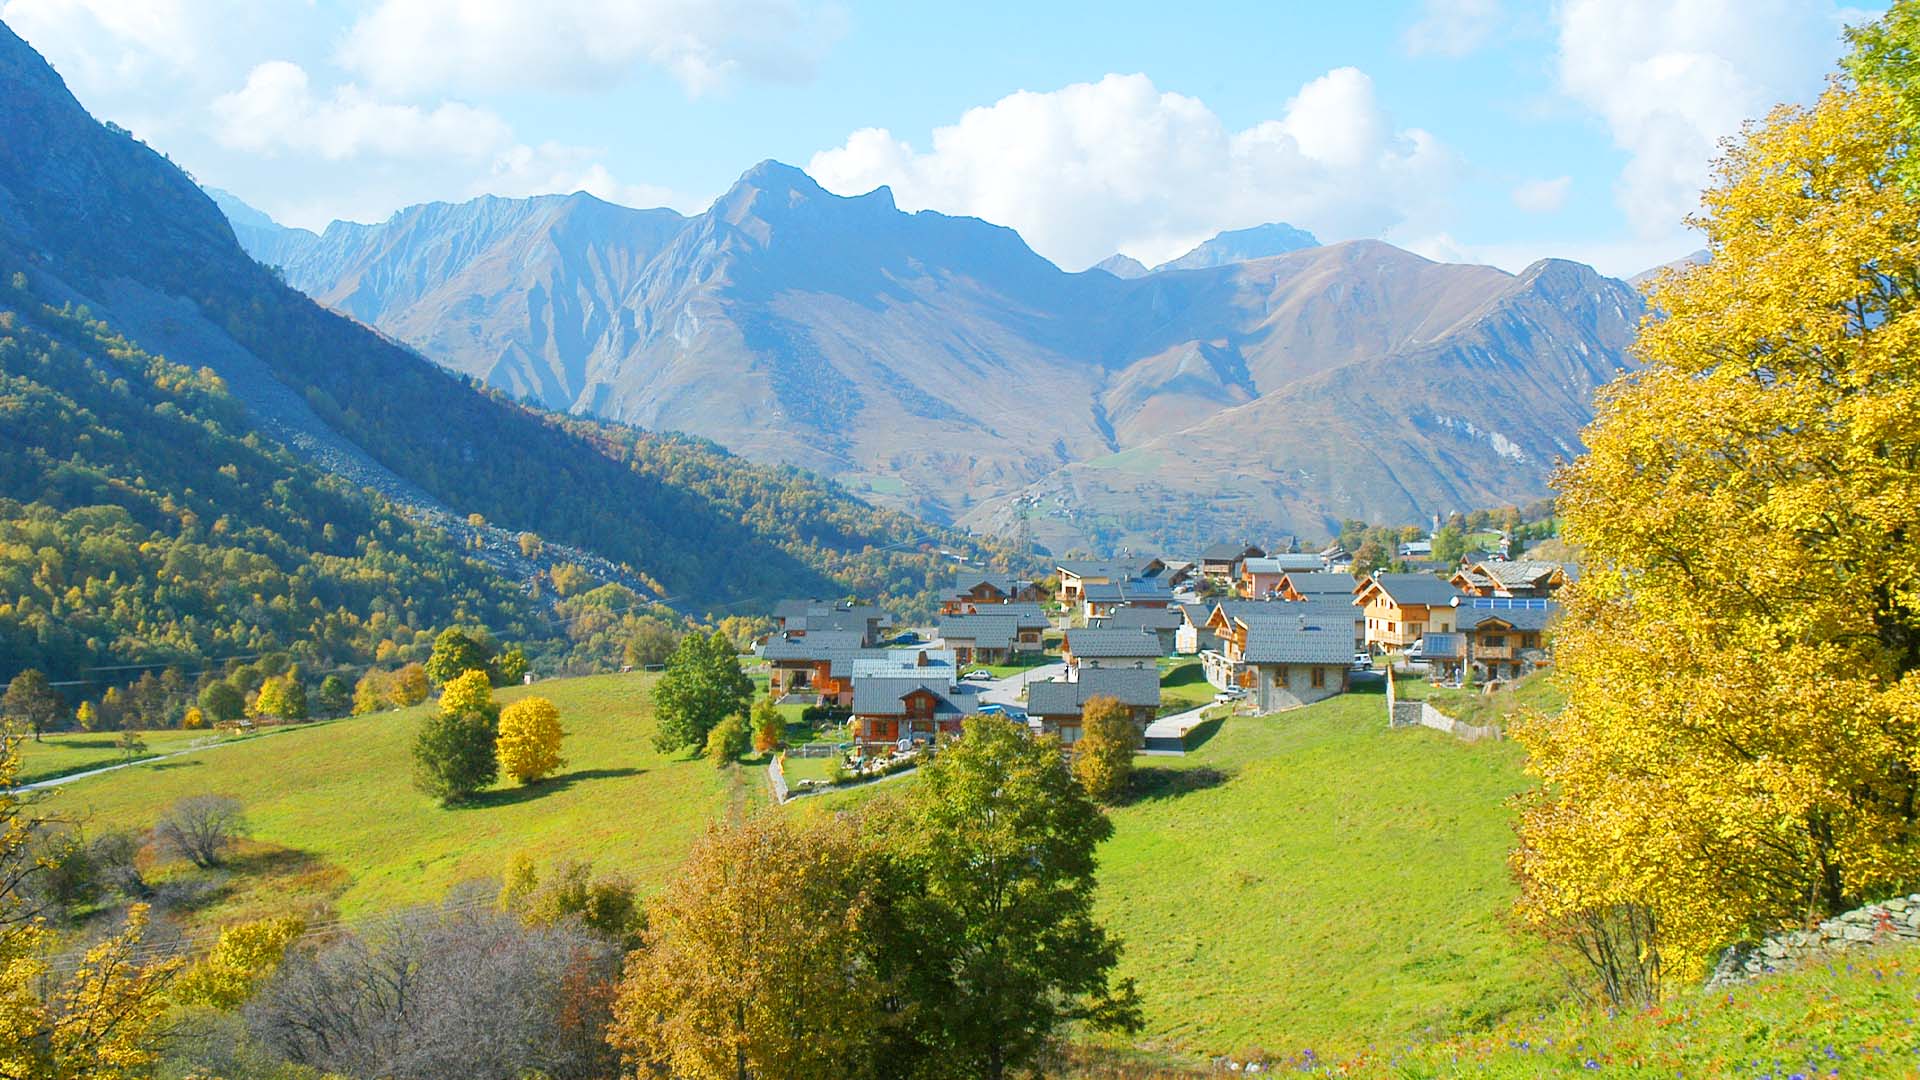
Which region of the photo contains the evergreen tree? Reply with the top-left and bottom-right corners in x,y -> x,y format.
412,671 -> 499,804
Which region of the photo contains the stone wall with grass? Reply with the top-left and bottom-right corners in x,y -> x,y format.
1709,896 -> 1920,988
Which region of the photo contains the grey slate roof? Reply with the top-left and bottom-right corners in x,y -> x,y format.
1478,560 -> 1569,589
1064,627 -> 1165,658
1457,604 -> 1560,632
851,675 -> 982,718
761,630 -> 866,661
1200,542 -> 1263,562
1082,577 -> 1174,604
1026,667 -> 1162,715
1101,605 -> 1184,631
937,615 -> 1023,651
850,649 -> 957,679
959,602 -> 1049,627
1239,622 -> 1354,665
1243,554 -> 1324,575
1279,571 -> 1359,597
1363,573 -> 1466,607
950,571 -> 1030,597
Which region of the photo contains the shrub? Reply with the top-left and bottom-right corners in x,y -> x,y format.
154,795 -> 248,868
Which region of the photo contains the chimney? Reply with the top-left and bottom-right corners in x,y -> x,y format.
916,650 -> 929,667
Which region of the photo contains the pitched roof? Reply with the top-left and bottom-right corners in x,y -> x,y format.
1101,605 -> 1184,631
1026,667 -> 1162,715
1458,603 -> 1560,632
1200,541 -> 1264,562
1240,622 -> 1354,665
961,601 -> 1049,627
1279,571 -> 1359,597
761,630 -> 867,661
1358,573 -> 1464,607
851,675 -> 983,718
1082,577 -> 1173,603
949,571 -> 1029,597
1063,627 -> 1165,658
937,615 -> 1023,651
1477,560 -> 1569,588
1244,554 -> 1322,574
849,649 -> 958,679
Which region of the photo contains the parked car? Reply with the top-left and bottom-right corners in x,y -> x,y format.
1351,652 -> 1373,671
963,669 -> 993,680
1405,639 -> 1425,659
1213,688 -> 1247,703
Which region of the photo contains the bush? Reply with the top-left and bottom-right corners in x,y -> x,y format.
154,795 -> 248,868
704,716 -> 747,765
412,710 -> 498,805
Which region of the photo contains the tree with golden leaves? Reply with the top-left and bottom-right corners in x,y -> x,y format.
389,663 -> 431,707
607,814 -> 889,1080
497,697 -> 566,785
0,729 -> 181,1077
1072,696 -> 1137,805
1515,42 -> 1920,989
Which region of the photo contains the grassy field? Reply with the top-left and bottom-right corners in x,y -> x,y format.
15,728 -> 248,784
1156,657 -> 1215,715
39,673 -> 757,921
802,686 -> 1551,1060
1092,690 -> 1551,1060
1388,943 -> 1920,1078
1396,670 -> 1565,731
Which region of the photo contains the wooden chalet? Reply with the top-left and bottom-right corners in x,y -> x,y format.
1352,573 -> 1466,652
1025,667 -> 1161,745
1448,560 -> 1573,599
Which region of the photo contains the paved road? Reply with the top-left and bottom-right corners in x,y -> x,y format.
12,735 -> 245,793
1142,704 -> 1217,755
971,662 -> 1068,707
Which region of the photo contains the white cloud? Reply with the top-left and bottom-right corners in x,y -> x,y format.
1511,175 -> 1572,213
338,0 -> 843,98
1555,0 -> 1849,238
479,143 -> 697,211
806,70 -> 1455,271
1403,0 -> 1503,58
211,61 -> 513,161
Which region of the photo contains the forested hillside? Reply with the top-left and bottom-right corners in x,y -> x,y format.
0,20 -> 1015,699
0,272 -> 535,685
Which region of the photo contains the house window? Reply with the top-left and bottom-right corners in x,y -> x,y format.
1483,634 -> 1506,648
1310,667 -> 1325,689
1275,667 -> 1289,688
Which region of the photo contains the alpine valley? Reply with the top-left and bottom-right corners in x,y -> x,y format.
213,167 -> 1643,554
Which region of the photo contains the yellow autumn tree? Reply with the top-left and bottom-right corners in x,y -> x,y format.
608,815 -> 888,1080
1514,69 -> 1920,988
497,696 -> 565,784
170,915 -> 305,1011
0,728 -> 180,1077
1072,696 -> 1137,805
390,663 -> 431,707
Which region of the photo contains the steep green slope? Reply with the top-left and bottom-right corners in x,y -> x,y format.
0,275 -> 535,685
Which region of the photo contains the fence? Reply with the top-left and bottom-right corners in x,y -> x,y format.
1385,667 -> 1502,742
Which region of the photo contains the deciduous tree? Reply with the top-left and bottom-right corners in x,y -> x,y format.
751,698 -> 783,754
412,671 -> 499,804
425,628 -> 492,687
607,815 -> 889,1080
2,671 -> 61,742
1072,696 -> 1137,804
1516,52 -> 1920,985
496,697 -> 565,785
389,663 -> 430,707
652,632 -> 753,754
315,675 -> 351,718
892,715 -> 1142,1077
196,681 -> 244,725
352,670 -> 390,715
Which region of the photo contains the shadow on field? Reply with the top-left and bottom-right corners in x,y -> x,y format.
467,767 -> 645,807
1122,765 -> 1232,805
1179,716 -> 1225,752
151,759 -> 202,772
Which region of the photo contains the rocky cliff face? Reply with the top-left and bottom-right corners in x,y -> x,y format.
218,164 -> 1643,548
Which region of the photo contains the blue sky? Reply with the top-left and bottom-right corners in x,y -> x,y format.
0,0 -> 1880,275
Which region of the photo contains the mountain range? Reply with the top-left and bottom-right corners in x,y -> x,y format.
0,19 -> 1011,631
216,166 -> 1644,553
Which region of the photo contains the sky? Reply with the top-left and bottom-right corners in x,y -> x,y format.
0,0 -> 1881,277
